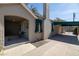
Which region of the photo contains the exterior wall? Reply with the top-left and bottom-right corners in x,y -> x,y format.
63,26 -> 74,32
0,15 -> 4,54
0,4 -> 43,43
53,25 -> 63,34
43,19 -> 51,39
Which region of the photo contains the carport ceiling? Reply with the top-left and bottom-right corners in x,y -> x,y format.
5,16 -> 25,22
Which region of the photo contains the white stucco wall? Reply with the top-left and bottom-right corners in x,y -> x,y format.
0,4 -> 43,43
43,19 -> 51,39
53,25 -> 64,34
0,14 -> 4,54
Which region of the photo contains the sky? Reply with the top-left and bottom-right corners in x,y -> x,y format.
28,3 -> 79,21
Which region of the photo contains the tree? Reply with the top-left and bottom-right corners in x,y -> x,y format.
26,3 -> 44,20
31,6 -> 43,19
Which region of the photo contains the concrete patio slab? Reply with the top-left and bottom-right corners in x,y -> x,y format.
24,39 -> 79,56
4,43 -> 36,56
3,40 -> 50,56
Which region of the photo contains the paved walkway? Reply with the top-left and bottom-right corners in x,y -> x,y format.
24,39 -> 79,56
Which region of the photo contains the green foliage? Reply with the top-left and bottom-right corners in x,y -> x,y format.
26,4 -> 43,20
73,27 -> 78,35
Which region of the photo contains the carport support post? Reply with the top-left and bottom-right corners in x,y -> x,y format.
43,3 -> 51,39
0,15 -> 4,55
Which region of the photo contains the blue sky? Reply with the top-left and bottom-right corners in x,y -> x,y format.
28,3 -> 79,21
27,3 -> 43,15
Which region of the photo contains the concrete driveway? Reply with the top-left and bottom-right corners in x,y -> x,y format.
3,33 -> 79,56
24,39 -> 79,56
50,33 -> 79,45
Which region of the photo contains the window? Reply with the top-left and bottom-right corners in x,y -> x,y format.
35,19 -> 42,32
51,22 -> 54,32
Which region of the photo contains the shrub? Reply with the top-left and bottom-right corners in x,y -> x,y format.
73,27 -> 78,35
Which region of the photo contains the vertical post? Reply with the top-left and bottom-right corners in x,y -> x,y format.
43,3 -> 51,39
43,3 -> 49,19
73,12 -> 75,22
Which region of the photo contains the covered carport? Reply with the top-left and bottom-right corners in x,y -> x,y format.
52,22 -> 79,34
50,22 -> 79,45
4,16 -> 29,46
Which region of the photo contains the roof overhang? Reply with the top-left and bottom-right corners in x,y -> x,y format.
20,3 -> 38,19
52,22 -> 79,26
0,3 -> 38,19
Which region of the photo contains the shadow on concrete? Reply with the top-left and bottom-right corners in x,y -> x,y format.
31,40 -> 49,47
5,37 -> 28,46
49,34 -> 79,45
